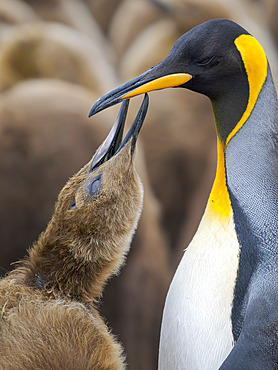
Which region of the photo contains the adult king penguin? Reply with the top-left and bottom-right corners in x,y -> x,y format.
89,19 -> 278,369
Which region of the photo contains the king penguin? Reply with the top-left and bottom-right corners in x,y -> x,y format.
89,19 -> 278,369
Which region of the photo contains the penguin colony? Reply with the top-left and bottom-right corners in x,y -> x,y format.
0,96 -> 149,369
90,19 -> 278,369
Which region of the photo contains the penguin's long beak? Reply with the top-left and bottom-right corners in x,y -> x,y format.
89,60 -> 191,117
90,94 -> 149,171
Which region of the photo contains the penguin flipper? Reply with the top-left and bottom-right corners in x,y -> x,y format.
220,276 -> 278,369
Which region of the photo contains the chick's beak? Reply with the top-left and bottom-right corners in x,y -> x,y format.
89,60 -> 192,117
90,99 -> 129,171
118,93 -> 149,157
90,94 -> 149,172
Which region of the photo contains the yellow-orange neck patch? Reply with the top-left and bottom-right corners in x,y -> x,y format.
208,34 -> 267,219
226,34 -> 268,146
207,138 -> 231,218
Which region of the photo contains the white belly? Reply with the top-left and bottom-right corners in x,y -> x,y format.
158,210 -> 240,370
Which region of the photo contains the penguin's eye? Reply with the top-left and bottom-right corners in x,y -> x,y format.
88,175 -> 102,196
197,56 -> 215,66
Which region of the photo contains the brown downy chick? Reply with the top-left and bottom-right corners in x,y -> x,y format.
0,94 -> 149,370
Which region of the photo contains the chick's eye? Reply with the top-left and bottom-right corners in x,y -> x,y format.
89,177 -> 102,196
70,200 -> 76,210
197,56 -> 214,66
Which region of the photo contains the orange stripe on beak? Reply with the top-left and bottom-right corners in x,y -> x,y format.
121,73 -> 192,99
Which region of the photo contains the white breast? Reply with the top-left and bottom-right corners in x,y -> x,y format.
158,209 -> 240,370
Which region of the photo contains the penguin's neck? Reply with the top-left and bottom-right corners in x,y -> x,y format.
206,137 -> 231,219
209,67 -> 278,258
205,93 -> 246,221
208,35 -> 275,230
225,70 -> 278,254
217,70 -> 278,340
211,74 -> 249,145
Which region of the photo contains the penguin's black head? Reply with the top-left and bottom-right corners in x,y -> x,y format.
164,19 -> 249,98
89,19 -> 268,144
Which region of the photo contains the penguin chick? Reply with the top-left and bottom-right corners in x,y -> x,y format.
0,94 -> 149,370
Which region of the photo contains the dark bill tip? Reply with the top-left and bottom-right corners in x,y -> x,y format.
88,71 -> 151,117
